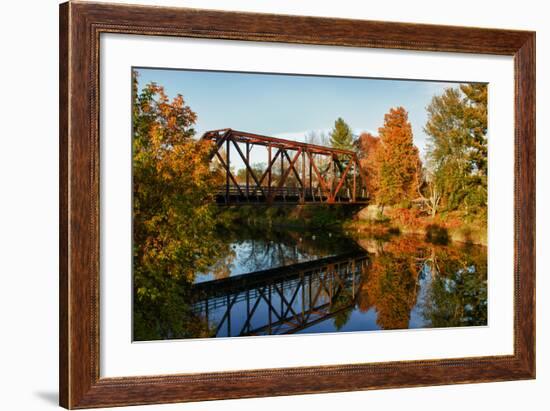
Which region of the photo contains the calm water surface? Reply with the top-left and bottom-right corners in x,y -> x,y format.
190,227 -> 487,338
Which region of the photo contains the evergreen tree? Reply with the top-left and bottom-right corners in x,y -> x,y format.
329,117 -> 354,150
374,107 -> 422,206
460,83 -> 488,176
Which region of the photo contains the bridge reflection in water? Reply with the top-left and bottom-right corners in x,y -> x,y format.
191,252 -> 368,337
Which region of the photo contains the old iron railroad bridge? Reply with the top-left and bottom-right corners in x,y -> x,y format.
201,129 -> 369,205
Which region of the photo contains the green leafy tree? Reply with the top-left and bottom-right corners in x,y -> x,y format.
329,117 -> 354,150
236,162 -> 265,184
422,244 -> 487,328
424,84 -> 487,215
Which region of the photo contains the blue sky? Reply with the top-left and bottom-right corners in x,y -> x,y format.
135,67 -> 460,163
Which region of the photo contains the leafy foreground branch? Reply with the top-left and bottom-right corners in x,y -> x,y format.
132,71 -> 230,340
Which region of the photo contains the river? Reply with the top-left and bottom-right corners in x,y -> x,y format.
188,226 -> 487,339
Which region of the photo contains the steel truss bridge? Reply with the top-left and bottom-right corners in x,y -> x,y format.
191,252 -> 368,337
201,129 -> 369,205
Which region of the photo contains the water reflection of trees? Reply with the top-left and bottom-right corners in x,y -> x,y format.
357,237 -> 422,329
356,237 -> 487,330
133,211 -> 235,340
208,224 -> 363,275
330,288 -> 355,331
135,224 -> 487,340
421,244 -> 487,328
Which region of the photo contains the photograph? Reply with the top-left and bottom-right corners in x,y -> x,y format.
1,0 -> 542,409
132,68 -> 488,341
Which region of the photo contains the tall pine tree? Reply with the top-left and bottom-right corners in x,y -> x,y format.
329,117 -> 354,150
374,107 -> 421,206
460,83 -> 488,176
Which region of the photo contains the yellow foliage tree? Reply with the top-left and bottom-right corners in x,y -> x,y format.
132,71 -> 225,340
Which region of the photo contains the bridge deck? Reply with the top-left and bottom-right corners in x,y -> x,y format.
215,185 -> 368,205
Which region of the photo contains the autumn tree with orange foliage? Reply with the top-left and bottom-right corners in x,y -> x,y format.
356,132 -> 381,198
356,237 -> 422,330
132,71 -> 225,340
373,107 -> 422,206
356,236 -> 487,330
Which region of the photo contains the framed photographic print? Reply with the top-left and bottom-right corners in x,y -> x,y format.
59,1 -> 535,409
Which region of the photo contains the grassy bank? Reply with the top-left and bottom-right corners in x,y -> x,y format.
215,204 -> 487,246
216,204 -> 361,230
345,205 -> 487,246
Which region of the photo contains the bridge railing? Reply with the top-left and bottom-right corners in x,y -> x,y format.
216,185 -> 368,203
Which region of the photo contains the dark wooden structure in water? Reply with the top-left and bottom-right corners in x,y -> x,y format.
201,129 -> 369,205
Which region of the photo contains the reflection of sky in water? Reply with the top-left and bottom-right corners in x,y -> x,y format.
408,264 -> 432,329
295,307 -> 382,334
195,231 -> 356,283
190,230 -> 487,338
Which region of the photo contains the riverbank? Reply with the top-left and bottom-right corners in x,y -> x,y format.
345,205 -> 487,246
215,204 -> 487,246
216,204 -> 360,230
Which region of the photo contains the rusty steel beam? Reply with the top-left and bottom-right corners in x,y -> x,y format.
332,159 -> 354,201
201,129 -> 369,204
202,128 -> 357,156
231,139 -> 266,197
214,152 -> 243,196
269,149 -> 302,202
258,148 -> 281,187
282,149 -> 304,188
306,150 -> 331,198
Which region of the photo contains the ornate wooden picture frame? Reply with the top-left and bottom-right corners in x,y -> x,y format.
59,1 -> 535,408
